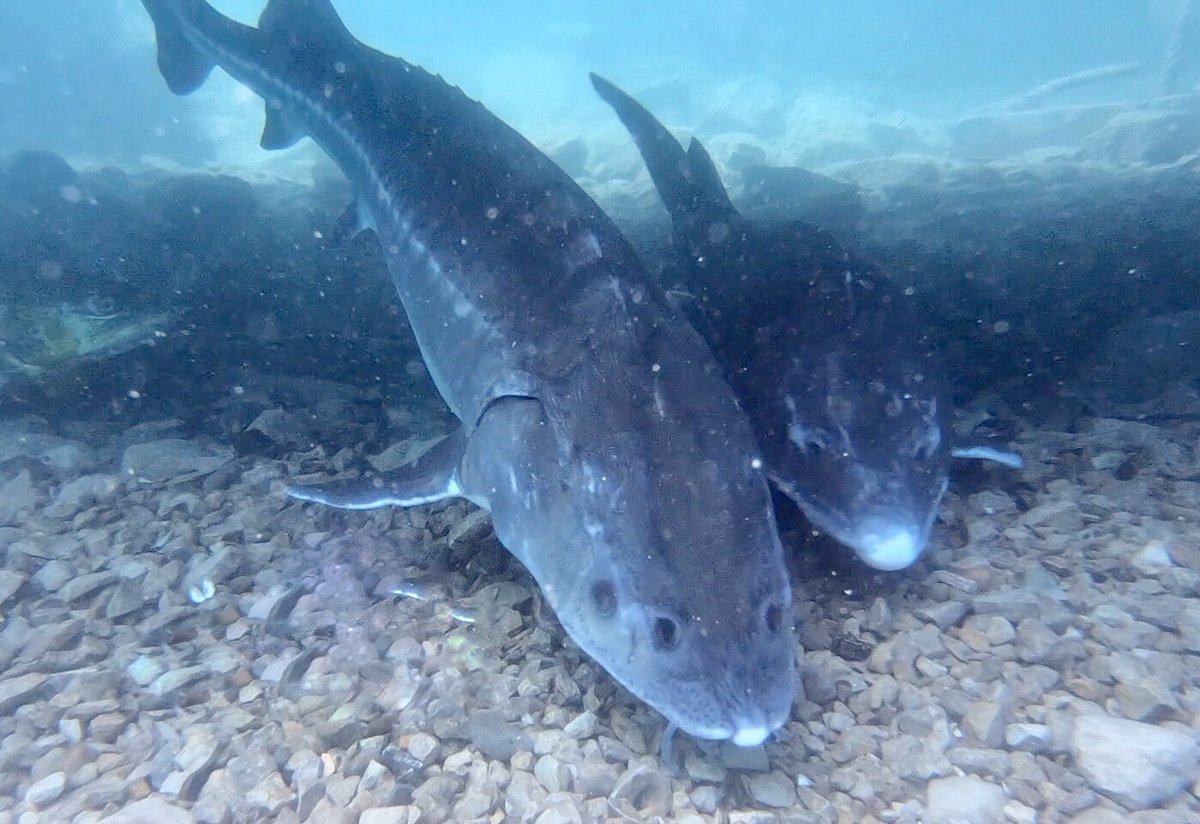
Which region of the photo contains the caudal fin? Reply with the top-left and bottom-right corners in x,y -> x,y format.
589,73 -> 737,224
140,0 -> 214,94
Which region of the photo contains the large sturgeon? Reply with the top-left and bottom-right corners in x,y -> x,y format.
591,74 -> 1021,572
140,0 -> 794,745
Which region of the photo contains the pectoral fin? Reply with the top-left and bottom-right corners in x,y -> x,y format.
288,427 -> 468,509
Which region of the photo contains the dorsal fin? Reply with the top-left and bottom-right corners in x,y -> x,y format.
258,0 -> 354,46
590,73 -> 738,225
685,138 -> 736,216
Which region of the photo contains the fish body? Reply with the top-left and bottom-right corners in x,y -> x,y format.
141,0 -> 795,744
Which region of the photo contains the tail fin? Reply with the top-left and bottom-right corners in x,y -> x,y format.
140,0 -> 214,95
589,73 -> 737,223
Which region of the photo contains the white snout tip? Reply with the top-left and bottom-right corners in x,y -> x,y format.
858,527 -> 923,571
730,725 -> 771,747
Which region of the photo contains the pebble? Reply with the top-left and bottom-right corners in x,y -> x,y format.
962,701 -> 1007,747
1005,723 -> 1051,753
744,770 -> 798,808
360,809 -> 414,824
1070,715 -> 1199,807
0,569 -> 25,605
94,796 -> 195,823
25,771 -> 66,806
562,710 -> 597,739
915,600 -> 968,630
407,731 -> 441,765
0,673 -> 48,714
146,665 -> 208,699
925,775 -> 1006,824
610,757 -> 671,817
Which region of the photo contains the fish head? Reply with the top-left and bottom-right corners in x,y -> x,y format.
773,348 -> 952,571
465,390 -> 795,746
547,427 -> 796,746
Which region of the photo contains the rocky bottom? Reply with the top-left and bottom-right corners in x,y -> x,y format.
0,407 -> 1199,824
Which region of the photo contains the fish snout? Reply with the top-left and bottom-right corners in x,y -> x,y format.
853,519 -> 927,571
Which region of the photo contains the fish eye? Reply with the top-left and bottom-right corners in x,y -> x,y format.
590,579 -> 617,618
652,617 -> 679,651
764,603 -> 783,634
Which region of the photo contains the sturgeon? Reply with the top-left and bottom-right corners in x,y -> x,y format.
592,74 -> 1021,571
140,0 -> 795,745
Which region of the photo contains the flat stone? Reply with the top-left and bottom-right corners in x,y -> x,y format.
1005,723 -> 1051,753
744,770 -> 797,808
97,796 -> 196,823
360,808 -> 414,824
106,580 -> 148,620
925,775 -> 1006,824
147,665 -> 208,699
0,470 -> 37,521
25,771 -> 66,806
1071,715 -> 1199,807
120,438 -> 233,483
946,747 -> 1010,779
44,473 -> 119,518
972,590 -> 1039,621
58,570 -> 118,604
0,672 -> 49,714
916,600 -> 968,630
1114,680 -> 1179,723
0,569 -> 25,605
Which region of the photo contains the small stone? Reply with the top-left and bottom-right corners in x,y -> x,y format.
690,784 -> 723,814
1130,539 -> 1174,575
932,569 -> 980,594
106,580 -> 148,620
147,665 -> 207,699
34,560 -> 72,593
466,710 -> 534,760
534,754 -> 570,793
610,756 -> 672,817
246,771 -> 292,816
0,569 -> 25,605
58,570 -> 118,604
89,712 -> 128,743
407,731 -> 441,765
505,770 -> 547,822
963,701 -> 1007,747
96,796 -> 195,824
533,792 -> 582,824
718,741 -> 771,772
562,710 -> 598,739
359,808 -> 414,824
1071,715 -> 1199,807
1005,723 -> 1051,753
863,597 -> 893,634
973,590 -> 1039,621
925,775 -> 1006,824
1114,680 -> 1179,723
0,673 -> 49,714
916,600 -> 968,630
744,770 -> 797,808
25,771 -> 66,806
946,747 -> 1010,779
58,716 -> 83,744
127,656 -> 166,687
